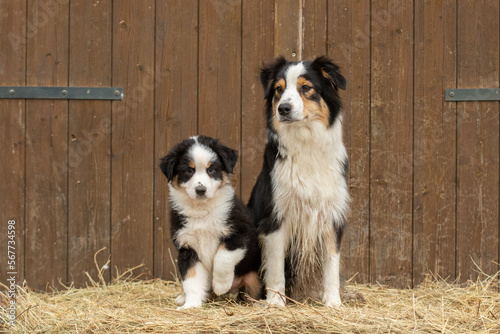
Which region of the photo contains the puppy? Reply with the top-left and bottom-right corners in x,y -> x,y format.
248,56 -> 349,307
160,135 -> 261,309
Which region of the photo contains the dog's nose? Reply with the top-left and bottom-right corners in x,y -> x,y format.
195,185 -> 207,197
278,103 -> 292,116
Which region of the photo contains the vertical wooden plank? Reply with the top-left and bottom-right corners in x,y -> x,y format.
0,0 -> 26,287
274,0 -> 302,59
25,0 -> 70,289
198,0 -> 242,193
456,0 -> 499,281
112,0 -> 155,277
328,0 -> 371,283
67,0 -> 112,286
154,0 -> 199,280
413,0 -> 457,284
302,0 -> 327,59
241,1 -> 275,203
370,0 -> 413,288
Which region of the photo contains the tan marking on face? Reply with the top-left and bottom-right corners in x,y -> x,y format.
299,77 -> 329,127
302,97 -> 330,127
274,78 -> 285,97
271,80 -> 286,131
271,105 -> 280,130
171,175 -> 181,189
188,161 -> 195,169
296,77 -> 315,98
272,78 -> 286,130
186,266 -> 196,279
221,172 -> 230,187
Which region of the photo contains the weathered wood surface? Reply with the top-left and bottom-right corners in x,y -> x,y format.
0,0 -> 498,289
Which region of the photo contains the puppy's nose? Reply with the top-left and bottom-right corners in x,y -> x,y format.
278,103 -> 292,116
195,185 -> 207,197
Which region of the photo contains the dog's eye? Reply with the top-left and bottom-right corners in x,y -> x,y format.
301,85 -> 312,93
184,167 -> 194,176
275,86 -> 283,94
206,166 -> 216,176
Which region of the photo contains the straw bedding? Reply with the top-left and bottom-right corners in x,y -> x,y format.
1,267 -> 499,333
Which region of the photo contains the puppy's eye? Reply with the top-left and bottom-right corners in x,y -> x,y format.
275,86 -> 283,94
301,85 -> 312,93
184,167 -> 194,176
206,166 -> 217,176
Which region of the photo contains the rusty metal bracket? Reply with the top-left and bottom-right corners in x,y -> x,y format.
445,88 -> 500,101
0,87 -> 123,100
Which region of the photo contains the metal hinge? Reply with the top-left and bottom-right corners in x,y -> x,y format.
0,87 -> 123,100
445,88 -> 500,101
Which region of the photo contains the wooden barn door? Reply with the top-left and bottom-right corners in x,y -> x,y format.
0,0 -> 498,290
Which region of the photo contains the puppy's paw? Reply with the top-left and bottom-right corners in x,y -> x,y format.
175,294 -> 186,306
176,299 -> 202,310
212,276 -> 233,296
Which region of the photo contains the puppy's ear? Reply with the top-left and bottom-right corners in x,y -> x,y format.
160,141 -> 190,181
159,151 -> 177,182
311,56 -> 346,90
260,56 -> 288,98
213,142 -> 238,174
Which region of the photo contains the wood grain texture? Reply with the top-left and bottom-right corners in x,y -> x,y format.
302,0 -> 327,59
369,0 -> 414,287
0,0 -> 26,286
198,0 -> 242,193
25,0 -> 70,289
456,0 -> 499,281
67,0 -> 112,286
274,0 -> 302,59
111,0 -> 155,277
241,0 -> 275,203
1,0 -> 499,289
328,0 -> 371,283
153,0 -> 199,280
412,0 -> 457,285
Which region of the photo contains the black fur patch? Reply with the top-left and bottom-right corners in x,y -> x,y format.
177,247 -> 200,280
160,135 -> 261,296
248,56 -> 349,298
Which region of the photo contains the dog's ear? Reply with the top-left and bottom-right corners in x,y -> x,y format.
213,141 -> 238,175
260,56 -> 288,98
159,152 -> 177,182
160,142 -> 189,182
311,56 -> 346,90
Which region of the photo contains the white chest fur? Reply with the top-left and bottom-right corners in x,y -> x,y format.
271,119 -> 350,249
170,185 -> 234,269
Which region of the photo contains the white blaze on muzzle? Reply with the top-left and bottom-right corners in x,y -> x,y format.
183,144 -> 221,200
276,62 -> 307,122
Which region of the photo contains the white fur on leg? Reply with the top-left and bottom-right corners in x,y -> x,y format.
212,245 -> 246,296
261,229 -> 287,306
178,262 -> 210,309
323,251 -> 341,307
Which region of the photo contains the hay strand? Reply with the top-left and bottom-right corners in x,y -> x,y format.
1,268 -> 499,333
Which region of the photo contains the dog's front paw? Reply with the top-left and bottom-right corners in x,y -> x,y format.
323,295 -> 342,308
212,276 -> 233,296
177,302 -> 202,310
266,291 -> 286,307
175,294 -> 186,306
176,299 -> 202,310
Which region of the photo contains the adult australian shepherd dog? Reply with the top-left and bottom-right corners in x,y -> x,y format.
248,56 -> 349,307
